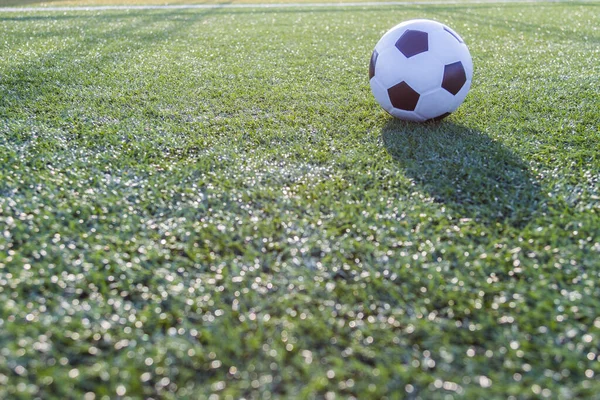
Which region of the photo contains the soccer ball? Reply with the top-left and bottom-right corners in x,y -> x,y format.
369,19 -> 473,122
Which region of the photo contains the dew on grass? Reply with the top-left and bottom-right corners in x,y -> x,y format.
0,4 -> 598,399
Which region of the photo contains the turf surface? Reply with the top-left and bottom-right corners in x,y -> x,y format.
1,1 -> 599,398
0,0 -> 462,7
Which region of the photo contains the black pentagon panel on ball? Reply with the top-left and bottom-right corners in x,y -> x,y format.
442,61 -> 467,95
395,30 -> 428,58
369,50 -> 378,79
388,81 -> 420,111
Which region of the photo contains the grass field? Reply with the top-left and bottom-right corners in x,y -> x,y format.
1,0 -> 585,8
1,0 -> 471,8
1,0 -> 599,398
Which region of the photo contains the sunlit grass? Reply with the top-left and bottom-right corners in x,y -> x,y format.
2,0 -> 444,8
1,1 -> 599,398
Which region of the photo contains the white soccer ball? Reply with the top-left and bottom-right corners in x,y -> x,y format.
369,19 -> 473,122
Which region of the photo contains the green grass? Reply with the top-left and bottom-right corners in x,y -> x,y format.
1,1 -> 599,399
0,0 -> 471,7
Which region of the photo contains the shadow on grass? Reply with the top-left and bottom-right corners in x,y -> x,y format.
382,119 -> 541,226
0,7 -> 226,156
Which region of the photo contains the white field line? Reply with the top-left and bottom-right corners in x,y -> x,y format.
0,0 -> 594,12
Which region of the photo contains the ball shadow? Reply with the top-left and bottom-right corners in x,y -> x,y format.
382,119 -> 541,226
